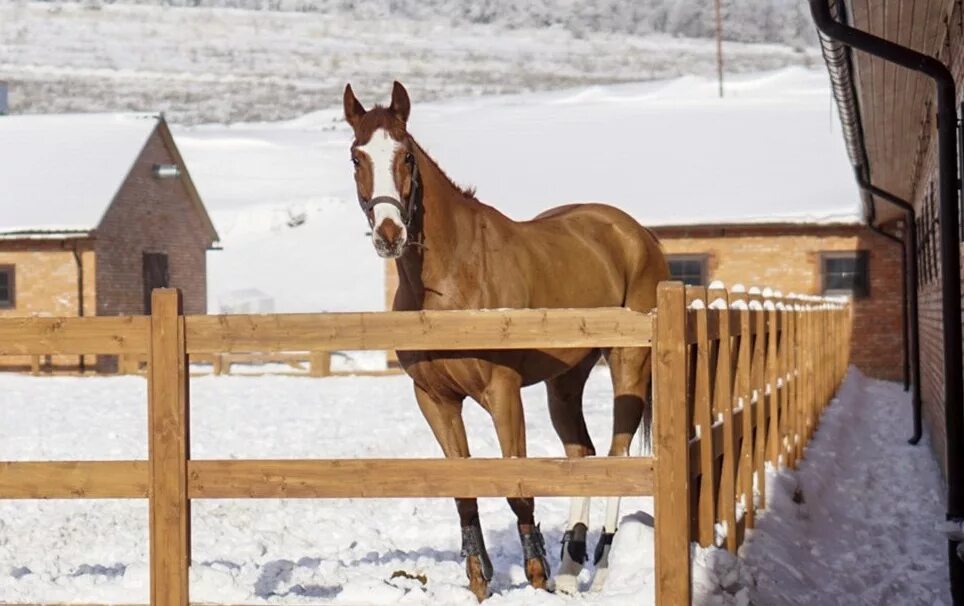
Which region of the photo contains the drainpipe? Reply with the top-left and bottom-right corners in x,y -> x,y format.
810,1 -> 964,599
71,243 -> 86,374
854,171 -> 921,444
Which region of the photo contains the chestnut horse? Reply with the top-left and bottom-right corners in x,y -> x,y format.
343,82 -> 668,600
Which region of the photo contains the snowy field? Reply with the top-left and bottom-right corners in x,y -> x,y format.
0,367 -> 949,603
173,67 -> 860,316
0,2 -> 819,124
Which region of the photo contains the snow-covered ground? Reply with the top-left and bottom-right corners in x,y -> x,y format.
0,368 -> 652,604
695,369 -> 950,605
174,67 -> 859,316
0,2 -> 819,124
0,367 -> 949,603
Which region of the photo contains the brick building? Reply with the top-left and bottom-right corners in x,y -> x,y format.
0,113 -> 218,369
812,1 -> 963,481
810,0 -> 964,597
384,218 -> 902,380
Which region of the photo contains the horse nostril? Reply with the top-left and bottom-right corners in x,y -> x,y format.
376,220 -> 404,245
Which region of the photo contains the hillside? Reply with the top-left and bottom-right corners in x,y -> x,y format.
1,1 -> 820,124
169,68 -> 858,316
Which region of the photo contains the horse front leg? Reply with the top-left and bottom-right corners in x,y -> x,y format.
414,384 -> 492,600
483,376 -> 551,591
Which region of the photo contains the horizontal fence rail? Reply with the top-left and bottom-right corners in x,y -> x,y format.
0,284 -> 852,606
183,307 -> 653,353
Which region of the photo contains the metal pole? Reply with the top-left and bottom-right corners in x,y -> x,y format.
715,0 -> 724,98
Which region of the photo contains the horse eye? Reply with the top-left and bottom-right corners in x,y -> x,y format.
405,152 -> 414,164
351,157 -> 360,167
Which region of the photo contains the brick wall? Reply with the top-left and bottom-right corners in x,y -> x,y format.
658,224 -> 902,382
383,223 -> 904,381
901,13 -> 964,477
95,127 -> 210,317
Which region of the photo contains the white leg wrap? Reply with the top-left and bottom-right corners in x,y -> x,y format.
590,496 -> 621,592
553,497 -> 591,594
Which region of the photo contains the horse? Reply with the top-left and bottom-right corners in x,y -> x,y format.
343,81 -> 669,600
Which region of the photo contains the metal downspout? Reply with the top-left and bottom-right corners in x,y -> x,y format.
71,243 -> 86,374
854,171 -> 922,443
810,1 -> 964,600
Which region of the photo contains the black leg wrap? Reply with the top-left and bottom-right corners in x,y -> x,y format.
593,531 -> 615,566
461,524 -> 494,582
519,524 -> 550,580
560,522 -> 588,563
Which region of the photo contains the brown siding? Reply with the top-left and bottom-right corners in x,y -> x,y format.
95,127 -> 210,317
0,239 -> 96,368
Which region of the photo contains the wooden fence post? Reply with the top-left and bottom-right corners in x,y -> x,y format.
310,351 -> 332,377
654,281 -> 691,604
766,296 -> 780,465
732,288 -> 754,532
690,286 -> 716,547
709,285 -> 737,553
148,288 -> 190,606
749,291 -> 766,512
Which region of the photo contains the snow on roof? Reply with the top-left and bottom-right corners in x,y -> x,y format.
0,113 -> 160,235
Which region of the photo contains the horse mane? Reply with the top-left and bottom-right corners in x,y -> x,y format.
411,139 -> 478,201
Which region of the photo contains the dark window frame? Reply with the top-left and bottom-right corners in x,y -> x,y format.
667,254 -> 709,287
820,251 -> 869,298
0,265 -> 14,309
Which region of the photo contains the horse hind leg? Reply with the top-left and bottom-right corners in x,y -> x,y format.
544,351 -> 598,594
591,346 -> 652,592
481,373 -> 551,592
413,384 -> 491,601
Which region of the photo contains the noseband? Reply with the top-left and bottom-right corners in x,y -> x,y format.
359,159 -> 422,233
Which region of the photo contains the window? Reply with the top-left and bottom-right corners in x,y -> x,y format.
0,265 -> 13,308
821,251 -> 869,298
667,254 -> 708,286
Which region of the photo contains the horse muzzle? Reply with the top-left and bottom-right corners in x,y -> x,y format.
373,216 -> 407,258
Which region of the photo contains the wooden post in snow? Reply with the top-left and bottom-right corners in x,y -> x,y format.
148,288 -> 190,606
654,281 -> 691,604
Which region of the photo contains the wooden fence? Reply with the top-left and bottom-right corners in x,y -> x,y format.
0,282 -> 850,605
12,350 -> 400,378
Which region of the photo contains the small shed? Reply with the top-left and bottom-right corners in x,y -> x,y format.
0,113 -> 218,370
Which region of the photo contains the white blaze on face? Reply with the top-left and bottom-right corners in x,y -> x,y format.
358,128 -> 407,255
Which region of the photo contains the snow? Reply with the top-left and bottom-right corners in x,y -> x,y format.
0,2 -> 819,125
0,365 -> 949,601
695,369 -> 950,605
0,113 -> 159,234
0,368 -> 653,603
175,67 -> 860,314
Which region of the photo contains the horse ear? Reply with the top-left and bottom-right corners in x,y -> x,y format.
343,83 -> 366,129
390,81 -> 411,124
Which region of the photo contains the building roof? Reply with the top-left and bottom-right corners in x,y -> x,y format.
817,0 -> 953,224
0,112 -> 218,243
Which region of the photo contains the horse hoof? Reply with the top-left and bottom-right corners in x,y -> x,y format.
525,557 -> 550,590
552,572 -> 579,595
466,555 -> 491,601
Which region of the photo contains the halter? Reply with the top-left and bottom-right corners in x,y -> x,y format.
359,158 -> 421,232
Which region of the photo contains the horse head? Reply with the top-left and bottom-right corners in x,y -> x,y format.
344,81 -> 420,259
